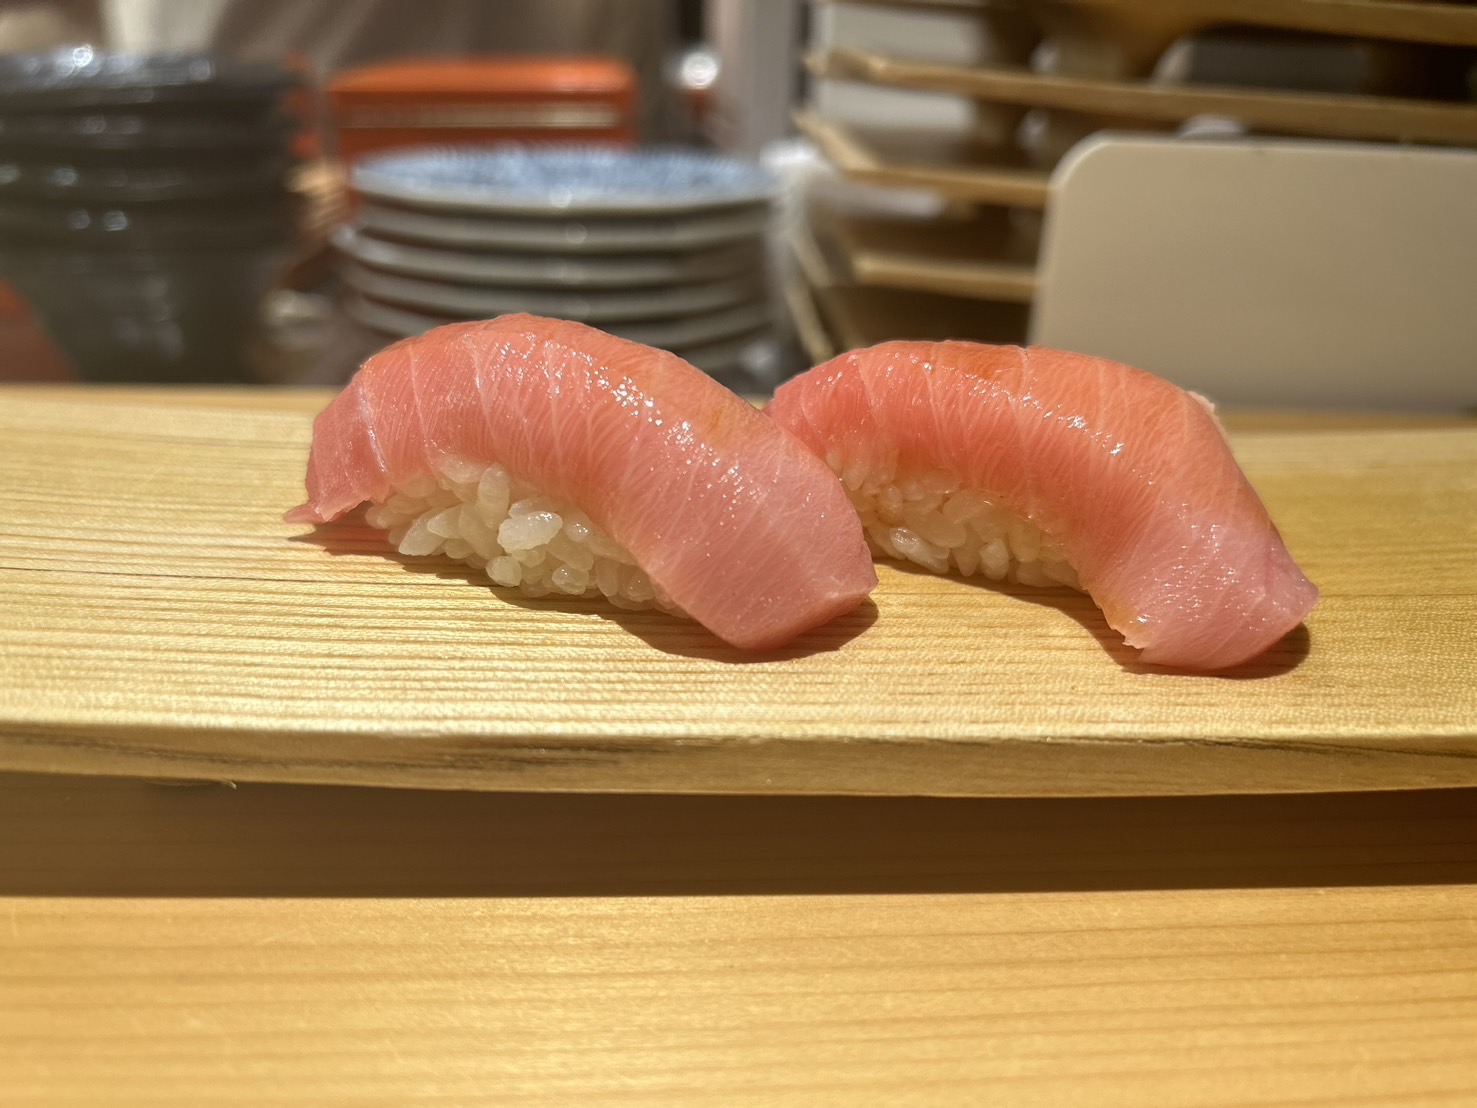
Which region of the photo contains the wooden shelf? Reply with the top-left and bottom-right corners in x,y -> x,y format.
1057,0 -> 1477,49
815,0 -> 1477,48
793,108 -> 1052,208
827,209 -> 1040,301
810,45 -> 1477,145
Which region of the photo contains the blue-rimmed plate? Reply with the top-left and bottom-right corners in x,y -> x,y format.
339,260 -> 759,324
351,145 -> 779,217
341,291 -> 772,352
332,225 -> 761,289
356,199 -> 770,253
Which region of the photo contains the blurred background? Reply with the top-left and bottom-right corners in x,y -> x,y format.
0,0 -> 1472,407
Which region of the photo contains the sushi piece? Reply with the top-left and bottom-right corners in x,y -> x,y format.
287,314 -> 876,650
766,341 -> 1318,670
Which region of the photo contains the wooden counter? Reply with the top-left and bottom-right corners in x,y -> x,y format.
2,387 -> 1474,797
2,771 -> 1476,1105
1,387 -> 1474,1104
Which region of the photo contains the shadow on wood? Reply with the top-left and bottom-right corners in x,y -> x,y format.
882,558 -> 1312,677
4,771 -> 1473,898
290,516 -> 880,661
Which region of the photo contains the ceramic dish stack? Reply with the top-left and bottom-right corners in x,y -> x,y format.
0,46 -> 302,381
335,145 -> 781,390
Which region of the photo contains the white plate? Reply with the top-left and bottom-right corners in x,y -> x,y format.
352,145 -> 778,216
340,260 -> 758,323
332,225 -> 762,289
341,290 -> 773,352
357,200 -> 771,254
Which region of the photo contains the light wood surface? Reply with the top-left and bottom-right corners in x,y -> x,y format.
2,769 -> 1476,1105
8,884 -> 1474,1107
793,236 -> 1032,350
810,46 -> 1477,145
829,209 -> 1040,302
793,109 -> 1052,208
2,387 -> 1475,797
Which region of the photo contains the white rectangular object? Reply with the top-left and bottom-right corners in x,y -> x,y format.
1031,135 -> 1477,411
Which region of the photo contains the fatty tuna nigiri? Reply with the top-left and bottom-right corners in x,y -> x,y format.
287,314 -> 876,650
767,342 -> 1318,670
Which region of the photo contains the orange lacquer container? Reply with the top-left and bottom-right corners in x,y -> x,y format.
326,56 -> 637,164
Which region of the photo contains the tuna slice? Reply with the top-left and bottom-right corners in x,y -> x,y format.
766,341 -> 1318,670
287,314 -> 877,650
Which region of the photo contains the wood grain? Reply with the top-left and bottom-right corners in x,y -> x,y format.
5,771 -> 1477,1104
829,209 -> 1040,303
1,388 -> 1475,796
4,884 -> 1476,1106
793,109 -> 1052,208
810,46 -> 1477,145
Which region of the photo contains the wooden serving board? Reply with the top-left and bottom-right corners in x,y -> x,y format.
1,387 -> 1474,797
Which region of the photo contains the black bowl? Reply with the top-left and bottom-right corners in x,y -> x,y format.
0,151 -> 294,202
0,245 -> 290,382
0,105 -> 300,153
0,47 -> 300,110
0,192 -> 299,250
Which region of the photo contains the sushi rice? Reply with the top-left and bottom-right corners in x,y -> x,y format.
828,447 -> 1081,591
367,449 -> 1076,610
365,456 -> 683,614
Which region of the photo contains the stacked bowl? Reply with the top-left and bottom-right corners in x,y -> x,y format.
335,145 -> 781,389
0,46 -> 302,381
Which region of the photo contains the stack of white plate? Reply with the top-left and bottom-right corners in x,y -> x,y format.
336,145 -> 781,387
